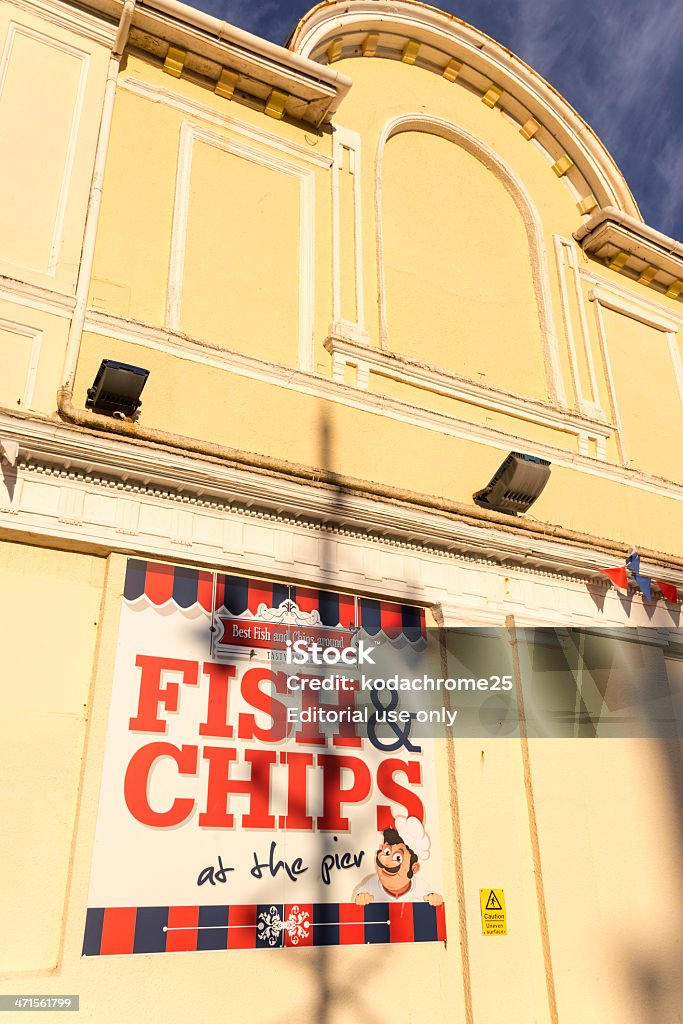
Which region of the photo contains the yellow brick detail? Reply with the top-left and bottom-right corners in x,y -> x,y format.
482,85 -> 503,108
327,38 -> 343,63
665,280 -> 683,299
608,251 -> 629,272
637,265 -> 658,286
264,89 -> 287,120
520,118 -> 541,140
442,58 -> 462,82
402,40 -> 420,64
362,33 -> 379,57
214,69 -> 239,100
163,46 -> 186,79
577,195 -> 598,215
552,154 -> 573,177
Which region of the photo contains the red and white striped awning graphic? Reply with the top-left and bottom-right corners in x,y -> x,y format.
123,559 -> 427,643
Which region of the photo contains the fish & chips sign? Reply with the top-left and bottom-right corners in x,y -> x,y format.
82,558 -> 446,956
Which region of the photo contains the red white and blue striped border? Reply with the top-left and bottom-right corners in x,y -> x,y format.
123,559 -> 427,642
82,901 -> 446,955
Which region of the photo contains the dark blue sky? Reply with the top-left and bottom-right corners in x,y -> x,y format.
199,0 -> 683,243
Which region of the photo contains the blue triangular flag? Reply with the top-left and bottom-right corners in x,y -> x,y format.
627,551 -> 652,601
634,574 -> 652,602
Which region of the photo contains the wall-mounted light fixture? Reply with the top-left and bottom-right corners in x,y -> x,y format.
473,452 -> 551,515
86,360 -> 149,418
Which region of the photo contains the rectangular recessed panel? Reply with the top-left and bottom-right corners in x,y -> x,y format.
0,26 -> 85,274
603,308 -> 683,481
180,139 -> 301,366
0,323 -> 36,408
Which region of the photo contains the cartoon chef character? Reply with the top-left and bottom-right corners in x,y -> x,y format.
353,815 -> 443,907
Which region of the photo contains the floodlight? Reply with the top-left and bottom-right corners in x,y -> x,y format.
86,359 -> 149,418
473,452 -> 551,515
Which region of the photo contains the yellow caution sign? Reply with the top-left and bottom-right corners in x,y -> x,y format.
480,888 -> 507,936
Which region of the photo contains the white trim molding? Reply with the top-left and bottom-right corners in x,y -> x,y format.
0,274 -> 76,316
589,295 -> 626,464
588,283 -> 681,334
83,306 -> 683,502
553,236 -> 602,423
588,284 -> 683,468
579,272 -> 683,332
331,125 -> 367,340
4,0 -> 117,48
118,77 -> 333,171
324,330 -> 613,453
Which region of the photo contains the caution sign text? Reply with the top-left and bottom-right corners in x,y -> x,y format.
480,888 -> 507,936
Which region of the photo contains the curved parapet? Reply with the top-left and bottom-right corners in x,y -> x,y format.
289,0 -> 641,220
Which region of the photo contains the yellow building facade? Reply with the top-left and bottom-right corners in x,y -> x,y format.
0,0 -> 682,1021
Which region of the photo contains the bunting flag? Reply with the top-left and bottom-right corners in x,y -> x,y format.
600,553 -> 678,604
626,551 -> 640,575
626,552 -> 652,603
655,580 -> 678,604
635,575 -> 652,602
600,566 -> 628,592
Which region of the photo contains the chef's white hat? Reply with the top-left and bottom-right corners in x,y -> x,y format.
394,815 -> 431,862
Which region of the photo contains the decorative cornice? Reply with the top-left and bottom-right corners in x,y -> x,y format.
124,0 -> 352,127
6,451 -> 673,627
574,207 -> 683,301
2,410 -> 683,586
19,0 -> 352,126
290,0 -> 639,219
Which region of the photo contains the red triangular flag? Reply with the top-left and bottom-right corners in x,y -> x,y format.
654,580 -> 678,603
600,567 -> 628,592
